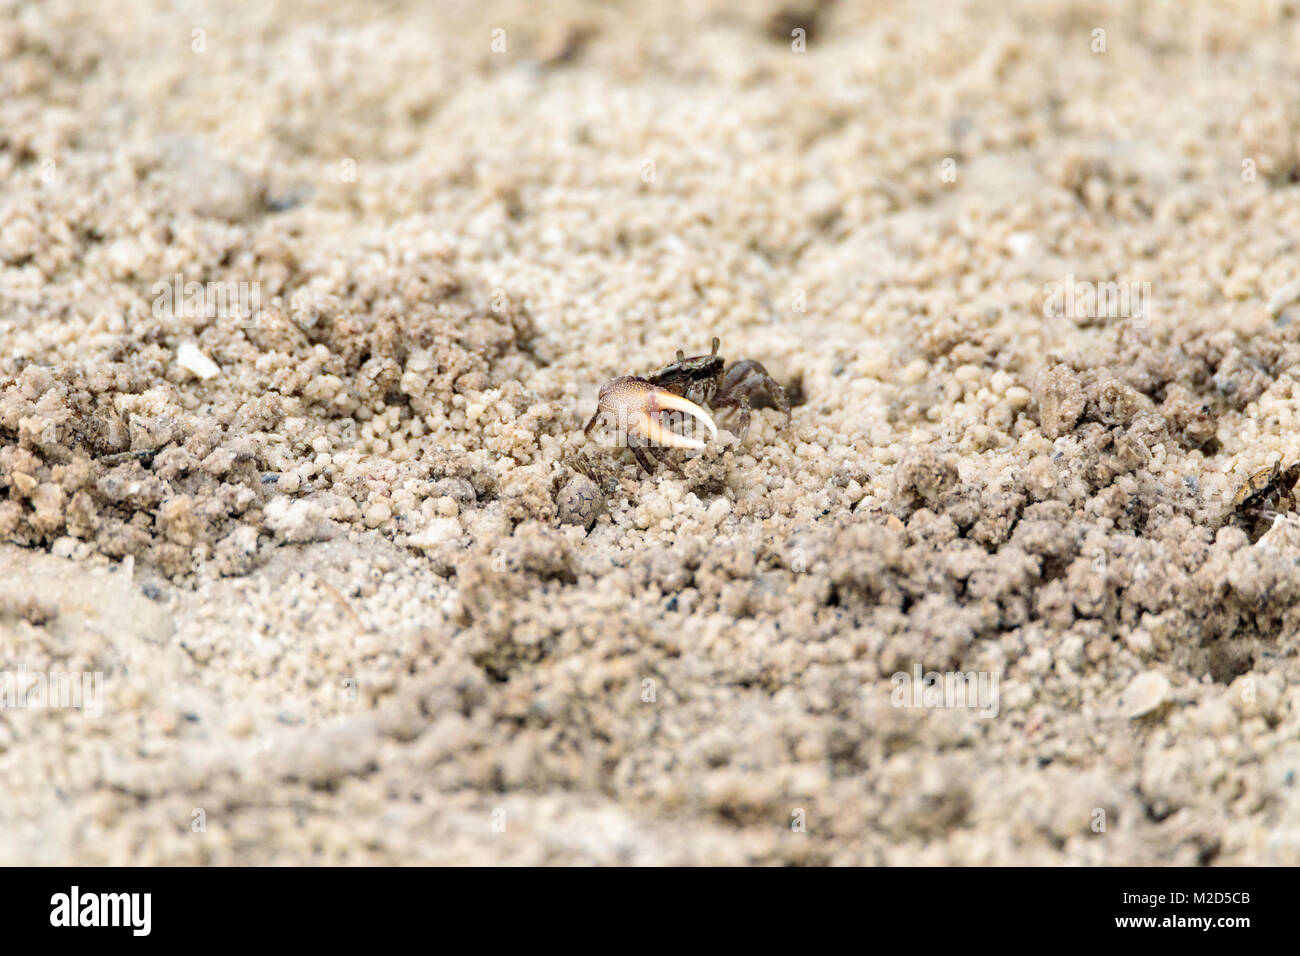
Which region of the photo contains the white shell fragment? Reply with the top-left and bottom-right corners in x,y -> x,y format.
1005,231 -> 1034,257
176,342 -> 221,379
1120,671 -> 1171,719
1266,277 -> 1300,317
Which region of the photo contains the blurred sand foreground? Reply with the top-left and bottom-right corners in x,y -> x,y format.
3,0 -> 1300,864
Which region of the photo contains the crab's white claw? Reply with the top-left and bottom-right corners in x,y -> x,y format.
589,376 -> 717,448
633,409 -> 706,450
645,388 -> 717,443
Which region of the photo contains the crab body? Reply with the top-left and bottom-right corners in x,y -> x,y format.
1231,461 -> 1300,541
645,342 -> 726,407
584,337 -> 791,473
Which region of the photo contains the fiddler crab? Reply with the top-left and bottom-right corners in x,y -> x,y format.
1230,460 -> 1300,542
583,337 -> 791,473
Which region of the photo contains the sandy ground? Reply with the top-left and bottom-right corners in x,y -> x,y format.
3,0 -> 1300,864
